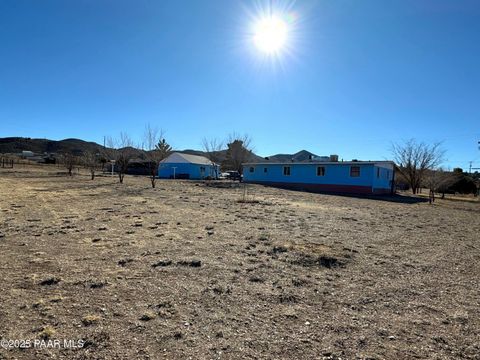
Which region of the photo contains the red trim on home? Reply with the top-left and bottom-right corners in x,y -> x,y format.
372,187 -> 393,195
246,181 -> 374,194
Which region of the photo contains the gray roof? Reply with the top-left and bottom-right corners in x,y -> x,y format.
179,153 -> 213,165
161,152 -> 216,165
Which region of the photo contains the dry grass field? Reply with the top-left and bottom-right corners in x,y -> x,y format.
0,167 -> 479,359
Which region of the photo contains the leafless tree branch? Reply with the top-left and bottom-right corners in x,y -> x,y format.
392,139 -> 445,194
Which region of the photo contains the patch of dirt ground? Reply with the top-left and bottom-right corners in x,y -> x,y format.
0,167 -> 479,359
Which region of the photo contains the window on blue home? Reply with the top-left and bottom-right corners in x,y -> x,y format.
283,166 -> 291,176
249,167 -> 255,173
350,166 -> 360,177
200,166 -> 205,173
317,166 -> 325,176
264,167 -> 268,173
377,168 -> 380,178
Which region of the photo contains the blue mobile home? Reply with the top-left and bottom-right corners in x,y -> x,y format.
242,161 -> 395,195
158,152 -> 219,180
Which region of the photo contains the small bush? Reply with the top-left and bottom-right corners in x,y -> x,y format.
139,311 -> 156,321
38,326 -> 56,339
82,315 -> 100,326
39,277 -> 61,286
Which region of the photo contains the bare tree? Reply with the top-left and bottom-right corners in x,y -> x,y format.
142,124 -> 172,188
223,133 -> 254,175
106,133 -> 136,184
60,152 -> 77,176
392,139 -> 444,194
435,170 -> 457,199
202,137 -> 224,179
424,169 -> 460,201
100,138 -> 116,174
83,151 -> 99,180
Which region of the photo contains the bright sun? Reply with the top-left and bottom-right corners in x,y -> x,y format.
253,16 -> 288,54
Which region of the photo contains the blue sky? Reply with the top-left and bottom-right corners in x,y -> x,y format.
1,0 -> 479,169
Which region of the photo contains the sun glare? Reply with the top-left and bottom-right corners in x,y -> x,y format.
241,1 -> 300,70
253,16 -> 288,54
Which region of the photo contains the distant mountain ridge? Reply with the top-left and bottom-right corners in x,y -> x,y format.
0,137 -> 319,163
0,137 -> 104,155
266,150 -> 319,163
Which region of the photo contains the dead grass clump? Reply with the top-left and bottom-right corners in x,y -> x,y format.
291,278 -> 310,287
151,301 -> 176,317
82,331 -> 110,349
318,255 -> 342,268
258,235 -> 269,242
249,275 -> 265,283
49,296 -> 64,303
38,325 -> 56,339
32,300 -> 45,309
269,245 -> 288,255
292,253 -> 344,268
279,293 -> 298,304
177,260 -> 201,267
237,199 -> 260,204
82,315 -> 101,326
287,243 -> 347,268
139,311 -> 156,321
89,281 -> 107,289
152,260 -> 172,267
118,258 -> 134,267
204,285 -> 232,295
39,277 -> 61,286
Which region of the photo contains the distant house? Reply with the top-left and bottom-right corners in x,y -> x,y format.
242,160 -> 395,195
21,150 -> 34,158
19,150 -> 51,163
158,152 -> 219,180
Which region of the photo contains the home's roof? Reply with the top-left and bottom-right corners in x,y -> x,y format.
243,160 -> 395,166
161,152 -> 215,165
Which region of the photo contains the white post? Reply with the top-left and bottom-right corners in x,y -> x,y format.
111,160 -> 115,176
172,167 -> 177,179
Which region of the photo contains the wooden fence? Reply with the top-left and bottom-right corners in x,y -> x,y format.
1,157 -> 14,168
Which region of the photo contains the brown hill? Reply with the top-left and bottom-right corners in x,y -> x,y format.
0,137 -> 318,165
0,137 -> 104,156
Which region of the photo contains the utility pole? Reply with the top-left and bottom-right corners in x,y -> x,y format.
469,141 -> 480,174
473,141 -> 480,173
